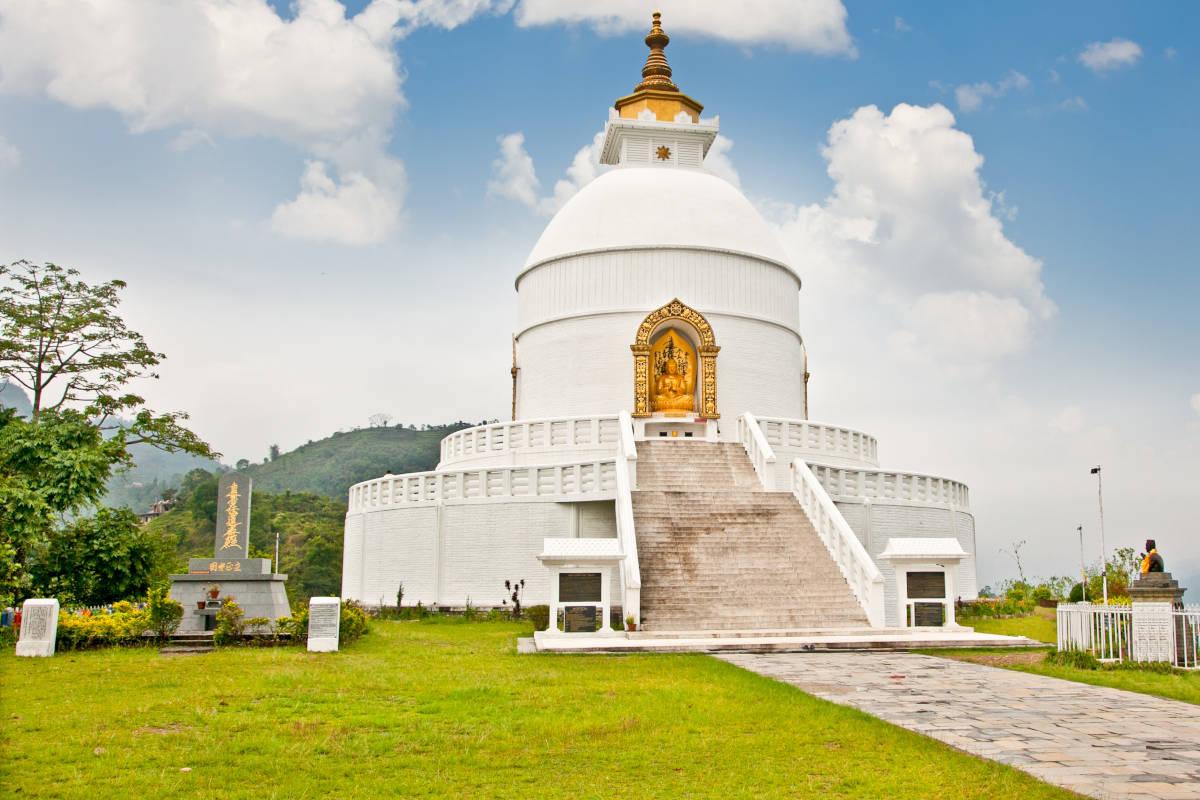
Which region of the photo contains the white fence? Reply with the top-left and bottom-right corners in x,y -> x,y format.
809,464 -> 970,508
440,415 -> 620,466
348,460 -> 616,512
1057,603 -> 1200,668
754,417 -> 879,467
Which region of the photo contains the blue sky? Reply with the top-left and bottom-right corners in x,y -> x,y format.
1,1 -> 1197,591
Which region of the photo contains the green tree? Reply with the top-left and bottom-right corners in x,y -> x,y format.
0,260 -> 215,603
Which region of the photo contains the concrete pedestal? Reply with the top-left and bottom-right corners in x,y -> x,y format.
169,567 -> 291,633
1128,572 -> 1185,663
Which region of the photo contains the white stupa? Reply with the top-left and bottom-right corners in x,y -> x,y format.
342,14 -> 977,634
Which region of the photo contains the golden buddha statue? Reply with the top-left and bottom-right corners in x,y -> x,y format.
652,357 -> 694,412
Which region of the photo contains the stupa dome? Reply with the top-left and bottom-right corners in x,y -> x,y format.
521,166 -> 793,274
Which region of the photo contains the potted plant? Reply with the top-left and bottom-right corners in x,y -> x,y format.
207,583 -> 220,599
196,600 -> 206,610
625,614 -> 637,632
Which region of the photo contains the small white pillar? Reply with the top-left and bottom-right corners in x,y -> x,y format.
16,598 -> 60,657
307,597 -> 341,652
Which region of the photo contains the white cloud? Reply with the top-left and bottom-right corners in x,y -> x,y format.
701,135 -> 741,188
894,16 -> 912,33
1051,405 -> 1086,435
773,102 -> 1054,370
0,135 -> 19,171
1059,96 -> 1088,111
955,70 -> 1030,113
488,132 -> 541,207
1164,46 -> 1178,61
269,159 -> 404,245
1078,38 -> 1143,73
392,0 -> 516,35
0,0 -> 409,244
513,0 -> 856,55
1191,393 -> 1200,417
169,128 -> 216,151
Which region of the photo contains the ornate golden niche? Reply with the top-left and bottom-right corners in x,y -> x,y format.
631,299 -> 719,419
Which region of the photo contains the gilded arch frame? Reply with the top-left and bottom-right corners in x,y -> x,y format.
630,298 -> 720,418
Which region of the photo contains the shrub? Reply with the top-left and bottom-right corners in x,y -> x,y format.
55,605 -> 150,650
1030,585 -> 1052,603
526,605 -> 549,631
213,598 -> 246,645
146,586 -> 183,641
339,600 -> 369,644
1044,649 -> 1101,670
278,602 -> 308,639
1068,583 -> 1084,603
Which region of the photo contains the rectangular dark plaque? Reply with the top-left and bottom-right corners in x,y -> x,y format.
559,572 -> 602,603
906,571 -> 946,600
913,602 -> 946,627
563,605 -> 599,633
213,473 -> 252,559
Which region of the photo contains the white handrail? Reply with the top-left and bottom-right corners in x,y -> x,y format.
791,458 -> 886,627
615,409 -> 641,626
809,464 -> 970,509
440,414 -> 621,466
737,413 -> 777,491
753,416 -> 880,467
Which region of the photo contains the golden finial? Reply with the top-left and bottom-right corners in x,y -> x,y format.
635,11 -> 679,93
613,11 -> 703,122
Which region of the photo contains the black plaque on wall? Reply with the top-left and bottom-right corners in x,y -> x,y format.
564,605 -> 600,633
559,572 -> 602,603
906,571 -> 946,599
913,602 -> 946,627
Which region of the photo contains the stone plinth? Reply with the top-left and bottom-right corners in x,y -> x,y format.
307,597 -> 341,652
169,572 -> 291,633
15,598 -> 59,657
1128,572 -> 1185,663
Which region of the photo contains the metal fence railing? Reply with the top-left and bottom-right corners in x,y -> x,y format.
1057,602 -> 1200,669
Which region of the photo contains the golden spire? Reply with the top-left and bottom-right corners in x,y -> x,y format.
634,12 -> 678,93
614,12 -> 703,123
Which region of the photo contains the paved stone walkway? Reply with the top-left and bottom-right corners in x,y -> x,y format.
717,652 -> 1200,800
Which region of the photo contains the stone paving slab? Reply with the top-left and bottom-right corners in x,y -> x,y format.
716,652 -> 1200,800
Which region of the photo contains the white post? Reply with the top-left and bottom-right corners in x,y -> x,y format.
1077,524 -> 1086,602
1091,466 -> 1108,604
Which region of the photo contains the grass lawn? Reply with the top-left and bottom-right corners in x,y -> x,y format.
957,607 -> 1058,643
0,620 -> 1080,799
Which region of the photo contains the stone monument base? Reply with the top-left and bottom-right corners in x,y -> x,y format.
169,568 -> 292,633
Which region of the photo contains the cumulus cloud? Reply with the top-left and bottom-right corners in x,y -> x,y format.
1078,38 -> 1143,73
773,103 -> 1054,370
0,0 -> 409,244
954,70 -> 1030,113
894,16 -> 912,33
513,0 -> 856,55
169,129 -> 215,152
269,159 -> 404,245
0,135 -> 19,171
488,132 -> 541,207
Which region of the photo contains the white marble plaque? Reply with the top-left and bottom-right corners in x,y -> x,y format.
16,598 -> 60,657
307,596 -> 341,652
1132,601 -> 1174,663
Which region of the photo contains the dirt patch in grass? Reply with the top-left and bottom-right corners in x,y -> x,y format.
132,724 -> 192,736
938,651 -> 1046,667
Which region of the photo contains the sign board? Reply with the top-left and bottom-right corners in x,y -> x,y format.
307,596 -> 341,652
559,572 -> 602,603
913,602 -> 946,627
906,571 -> 946,600
563,605 -> 600,633
214,473 -> 252,560
16,598 -> 60,657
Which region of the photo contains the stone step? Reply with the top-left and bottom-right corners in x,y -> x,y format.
158,645 -> 215,656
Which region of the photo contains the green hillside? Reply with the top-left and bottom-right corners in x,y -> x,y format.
239,423 -> 472,501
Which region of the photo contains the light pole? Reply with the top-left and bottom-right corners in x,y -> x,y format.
1077,524 -> 1086,602
1090,466 -> 1107,603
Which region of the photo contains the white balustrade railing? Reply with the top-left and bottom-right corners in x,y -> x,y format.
1176,607 -> 1200,669
348,460 -> 616,513
754,417 -> 879,467
1057,602 -> 1133,661
737,413 -> 777,491
809,464 -> 970,508
440,415 -> 621,466
615,410 -> 641,626
790,458 -> 886,627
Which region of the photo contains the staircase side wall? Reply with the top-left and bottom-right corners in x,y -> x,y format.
833,500 -> 978,626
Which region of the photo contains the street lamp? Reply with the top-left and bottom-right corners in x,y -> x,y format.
1090,466 -> 1107,604
1077,524 -> 1086,602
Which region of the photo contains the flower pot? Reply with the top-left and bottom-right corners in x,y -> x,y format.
208,590 -> 220,599
627,623 -> 636,632
197,601 -> 206,610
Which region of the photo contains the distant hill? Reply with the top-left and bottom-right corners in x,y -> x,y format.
104,443 -> 223,512
239,423 -> 473,501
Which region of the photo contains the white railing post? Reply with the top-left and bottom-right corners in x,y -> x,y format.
615,410 -> 641,627
737,413 -> 777,491
790,458 -> 886,627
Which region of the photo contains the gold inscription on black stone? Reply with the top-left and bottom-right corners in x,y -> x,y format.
559,572 -> 602,603
906,571 -> 946,599
563,605 -> 600,633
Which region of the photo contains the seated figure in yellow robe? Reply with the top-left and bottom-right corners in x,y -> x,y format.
652,358 -> 694,412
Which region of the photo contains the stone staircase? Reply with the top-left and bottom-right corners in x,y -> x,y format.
632,440 -> 870,631
158,630 -> 215,656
